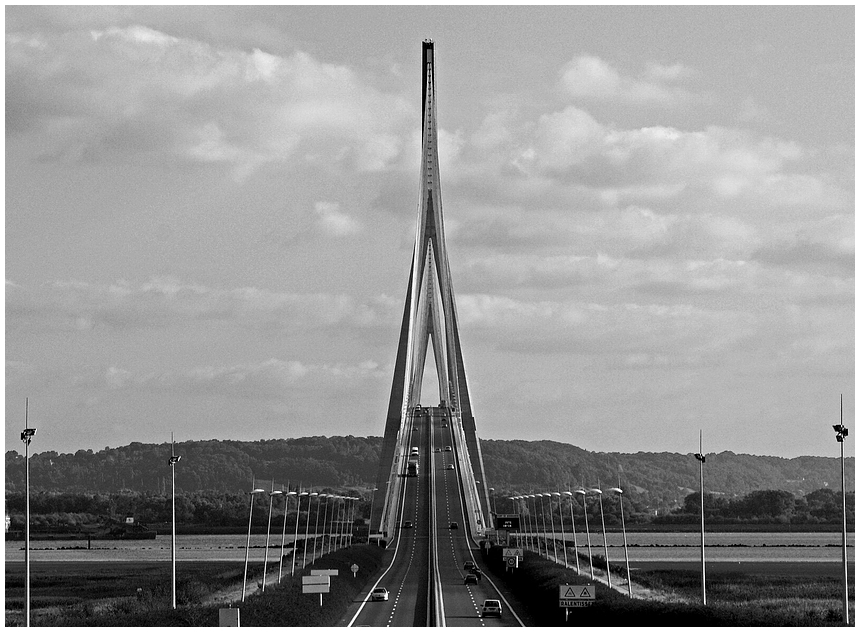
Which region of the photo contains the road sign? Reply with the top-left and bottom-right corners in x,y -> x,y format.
351,563 -> 359,578
496,514 -> 521,530
303,575 -> 330,586
503,547 -> 524,559
311,569 -> 339,576
559,584 -> 595,600
560,599 -> 594,608
505,557 -> 517,567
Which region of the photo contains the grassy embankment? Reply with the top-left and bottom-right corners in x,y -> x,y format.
479,545 -> 853,626
5,544 -> 385,627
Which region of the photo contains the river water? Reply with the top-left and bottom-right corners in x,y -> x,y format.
6,532 -> 854,564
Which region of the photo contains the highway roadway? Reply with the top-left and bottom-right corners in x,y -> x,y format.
346,406 -> 523,627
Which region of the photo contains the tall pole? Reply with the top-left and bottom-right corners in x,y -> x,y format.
834,395 -> 850,625
327,496 -> 338,555
577,489 -> 594,580
278,484 -> 292,583
321,494 -> 330,555
565,488 -> 580,574
695,430 -> 707,606
312,494 -> 325,562
611,486 -> 632,598
367,488 -> 378,544
593,486 -> 611,589
291,487 -> 305,577
242,486 -> 264,602
555,492 -> 568,568
21,398 -> 36,628
545,493 -> 558,562
262,485 -> 282,593
168,433 -> 181,609
302,492 -> 316,568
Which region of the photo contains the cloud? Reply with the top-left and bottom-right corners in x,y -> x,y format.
6,25 -> 415,179
5,277 -> 400,333
558,55 -> 693,104
313,201 -> 361,236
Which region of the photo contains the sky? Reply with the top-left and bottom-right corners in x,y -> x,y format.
5,6 -> 854,459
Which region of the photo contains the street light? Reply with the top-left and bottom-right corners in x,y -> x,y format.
539,493 -> 550,558
609,487 -> 632,598
291,489 -> 307,577
242,486 -> 266,602
367,488 -> 379,544
303,492 -> 318,568
261,486 -> 283,593
544,493 -> 557,562
319,494 -> 331,556
590,486 -> 611,589
528,494 -> 540,556
834,395 -> 850,625
554,492 -> 568,568
489,487 -> 497,544
21,398 -> 36,628
327,496 -> 339,555
167,433 -> 182,609
564,489 -> 581,574
575,488 -> 594,580
279,486 -> 295,583
694,430 -> 707,606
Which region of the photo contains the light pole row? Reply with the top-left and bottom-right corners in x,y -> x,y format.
242,485 -> 359,601
508,484 -> 631,596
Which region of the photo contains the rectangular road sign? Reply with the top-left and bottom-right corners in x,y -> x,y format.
503,547 -> 524,558
302,575 -> 330,586
559,584 -> 595,600
560,599 -> 594,608
302,584 -> 330,594
310,569 -> 339,576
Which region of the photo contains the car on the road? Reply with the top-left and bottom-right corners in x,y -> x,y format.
464,573 -> 478,585
442,423 -> 448,428
444,446 -> 452,452
463,561 -> 476,571
446,464 -> 455,470
370,587 -> 389,601
481,599 -> 502,617
402,521 -> 413,528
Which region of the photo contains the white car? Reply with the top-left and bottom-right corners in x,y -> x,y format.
370,587 -> 389,601
481,599 -> 502,617
446,464 -> 455,470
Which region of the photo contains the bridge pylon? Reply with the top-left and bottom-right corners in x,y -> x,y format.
372,40 -> 491,541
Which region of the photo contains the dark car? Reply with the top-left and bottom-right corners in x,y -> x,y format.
464,573 -> 478,585
463,561 -> 476,571
449,522 -> 458,529
402,521 -> 413,528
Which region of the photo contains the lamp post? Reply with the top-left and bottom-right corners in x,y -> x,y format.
554,492 -> 568,568
489,487 -> 497,543
21,398 -> 36,628
320,494 -> 331,555
544,493 -> 557,562
833,396 -> 850,625
261,486 -> 282,593
590,486 -> 611,589
528,494 -> 539,556
313,494 -> 327,562
303,492 -> 317,568
367,488 -> 379,544
291,489 -> 307,577
694,431 -> 707,606
564,489 -> 580,574
242,486 -> 266,602
610,487 -> 632,598
167,433 -> 182,609
575,489 -> 594,580
539,493 -> 549,558
327,496 -> 339,555
279,486 -> 295,583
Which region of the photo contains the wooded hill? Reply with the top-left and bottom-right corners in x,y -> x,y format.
5,436 -> 852,513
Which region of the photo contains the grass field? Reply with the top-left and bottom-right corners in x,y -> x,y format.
5,546 -> 385,627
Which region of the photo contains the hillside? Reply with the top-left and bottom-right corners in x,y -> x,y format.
5,437 -> 852,511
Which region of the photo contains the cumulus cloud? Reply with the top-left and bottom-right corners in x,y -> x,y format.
558,55 -> 694,104
313,201 -> 361,236
6,25 -> 415,178
5,277 -> 400,333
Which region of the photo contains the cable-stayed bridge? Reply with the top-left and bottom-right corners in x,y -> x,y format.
347,40 -> 524,627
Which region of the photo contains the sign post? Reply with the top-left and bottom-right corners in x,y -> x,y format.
302,575 -> 331,607
558,584 -> 595,610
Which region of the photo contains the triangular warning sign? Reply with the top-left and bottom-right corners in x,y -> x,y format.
563,586 -> 577,597
579,587 -> 590,598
